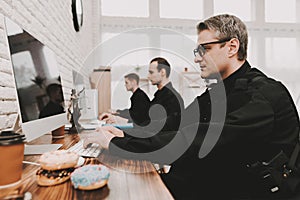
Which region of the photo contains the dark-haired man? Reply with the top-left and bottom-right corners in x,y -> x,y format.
101,57 -> 184,132
146,57 -> 184,131
100,73 -> 150,126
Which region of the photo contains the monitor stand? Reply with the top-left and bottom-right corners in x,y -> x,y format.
8,115 -> 63,155
24,144 -> 62,155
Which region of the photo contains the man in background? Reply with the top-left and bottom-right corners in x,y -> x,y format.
100,73 -> 150,126
101,57 -> 184,132
146,57 -> 184,131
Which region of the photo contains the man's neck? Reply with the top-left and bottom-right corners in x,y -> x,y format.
221,60 -> 246,80
132,86 -> 138,93
157,79 -> 170,90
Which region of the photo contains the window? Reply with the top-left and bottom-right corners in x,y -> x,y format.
105,33 -> 150,66
111,49 -> 151,66
101,33 -> 118,43
265,37 -> 298,68
265,0 -> 296,23
186,35 -> 198,44
214,0 -> 252,21
101,0 -> 149,17
247,37 -> 256,65
160,34 -> 197,68
160,0 -> 204,19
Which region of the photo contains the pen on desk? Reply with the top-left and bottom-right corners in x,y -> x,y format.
22,160 -> 40,166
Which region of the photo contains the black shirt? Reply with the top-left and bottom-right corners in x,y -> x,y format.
117,88 -> 150,126
109,82 -> 184,155
147,82 -> 184,131
162,61 -> 300,199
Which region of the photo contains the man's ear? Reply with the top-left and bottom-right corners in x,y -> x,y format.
160,68 -> 166,77
228,38 -> 240,58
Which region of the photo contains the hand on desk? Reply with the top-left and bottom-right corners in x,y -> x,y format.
108,109 -> 119,115
101,126 -> 124,137
99,113 -> 129,124
83,127 -> 124,149
99,112 -> 111,120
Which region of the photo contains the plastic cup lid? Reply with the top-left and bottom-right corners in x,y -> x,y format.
0,131 -> 26,145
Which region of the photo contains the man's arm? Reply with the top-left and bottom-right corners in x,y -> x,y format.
88,81 -> 298,164
116,109 -> 130,119
99,112 -> 129,124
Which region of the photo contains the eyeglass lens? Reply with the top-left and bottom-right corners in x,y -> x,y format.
194,45 -> 205,57
193,38 -> 231,57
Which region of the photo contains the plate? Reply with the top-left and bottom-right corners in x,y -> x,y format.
75,156 -> 85,168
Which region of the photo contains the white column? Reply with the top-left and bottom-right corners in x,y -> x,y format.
149,0 -> 160,21
203,0 -> 214,19
296,0 -> 300,23
251,0 -> 266,68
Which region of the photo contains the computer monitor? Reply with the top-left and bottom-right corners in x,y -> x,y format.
5,17 -> 68,143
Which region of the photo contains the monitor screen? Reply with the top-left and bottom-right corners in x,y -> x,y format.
5,17 -> 67,142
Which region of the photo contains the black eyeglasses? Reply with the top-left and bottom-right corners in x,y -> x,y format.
193,38 -> 231,57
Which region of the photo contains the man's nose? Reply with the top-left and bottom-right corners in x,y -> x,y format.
194,55 -> 202,63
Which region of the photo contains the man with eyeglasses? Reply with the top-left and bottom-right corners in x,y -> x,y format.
84,14 -> 299,199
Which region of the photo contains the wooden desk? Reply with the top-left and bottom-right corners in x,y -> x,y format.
18,132 -> 174,199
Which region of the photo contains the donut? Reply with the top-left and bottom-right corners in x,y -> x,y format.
71,164 -> 110,190
36,168 -> 74,186
39,150 -> 79,170
36,150 -> 79,186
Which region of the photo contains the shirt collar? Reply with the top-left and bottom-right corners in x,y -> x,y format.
154,82 -> 172,97
209,60 -> 251,92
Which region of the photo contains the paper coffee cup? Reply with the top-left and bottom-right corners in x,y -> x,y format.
0,132 -> 25,187
52,125 -> 65,138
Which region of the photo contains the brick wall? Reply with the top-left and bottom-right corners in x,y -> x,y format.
0,0 -> 100,130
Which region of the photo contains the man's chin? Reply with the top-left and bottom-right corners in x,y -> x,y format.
200,73 -> 209,79
201,72 -> 219,79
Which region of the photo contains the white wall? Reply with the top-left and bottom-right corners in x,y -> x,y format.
0,0 -> 101,130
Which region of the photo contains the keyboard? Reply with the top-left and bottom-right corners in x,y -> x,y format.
80,124 -> 100,130
67,140 -> 102,158
80,120 -> 105,130
102,123 -> 133,129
